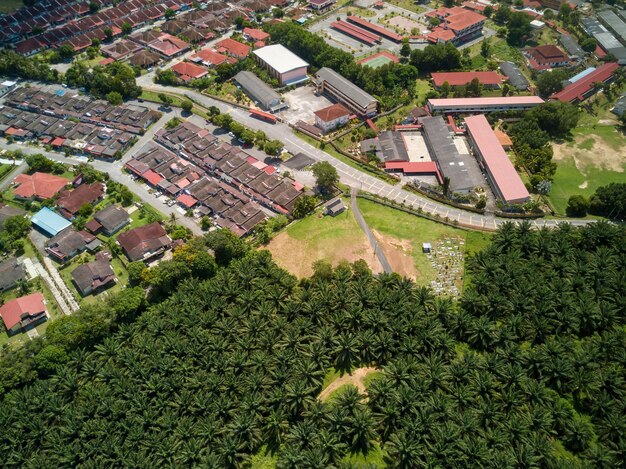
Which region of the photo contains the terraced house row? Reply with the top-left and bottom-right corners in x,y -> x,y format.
5,87 -> 161,134
155,122 -> 302,212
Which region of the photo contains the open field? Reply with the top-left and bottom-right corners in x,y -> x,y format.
0,0 -> 22,14
357,198 -> 492,285
318,367 -> 379,401
386,0 -> 426,14
264,204 -> 383,278
549,126 -> 626,215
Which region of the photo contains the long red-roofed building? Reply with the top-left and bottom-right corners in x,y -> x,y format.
190,48 -> 232,67
551,62 -> 620,104
0,292 -> 48,335
431,71 -> 508,88
13,172 -> 69,200
464,114 -> 530,204
170,61 -> 209,82
346,15 -> 403,42
215,38 -> 251,59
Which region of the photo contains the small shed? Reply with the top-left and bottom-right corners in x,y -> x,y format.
324,197 -> 347,217
422,242 -> 432,253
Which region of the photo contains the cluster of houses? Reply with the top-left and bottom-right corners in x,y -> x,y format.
0,86 -> 160,159
5,0 -> 289,58
125,120 -> 302,235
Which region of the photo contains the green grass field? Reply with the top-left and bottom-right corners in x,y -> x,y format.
357,198 -> 492,286
548,126 -> 626,215
0,164 -> 16,182
0,0 -> 22,14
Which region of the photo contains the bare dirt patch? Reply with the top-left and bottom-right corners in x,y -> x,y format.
371,229 -> 419,280
386,15 -> 425,33
265,231 -> 383,278
553,136 -> 625,173
319,367 -> 379,401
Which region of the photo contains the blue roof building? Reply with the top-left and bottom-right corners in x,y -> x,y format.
31,207 -> 71,237
568,67 -> 597,84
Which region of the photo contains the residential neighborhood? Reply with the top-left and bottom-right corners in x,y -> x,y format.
0,0 -> 624,465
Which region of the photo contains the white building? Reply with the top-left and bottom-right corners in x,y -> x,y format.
314,103 -> 351,133
252,44 -> 309,86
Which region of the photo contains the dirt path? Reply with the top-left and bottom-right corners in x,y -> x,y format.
318,367 -> 379,401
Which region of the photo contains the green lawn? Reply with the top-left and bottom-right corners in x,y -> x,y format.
357,198 -> 492,286
548,126 -> 626,215
0,278 -> 62,350
0,164 -> 16,182
386,0 -> 425,14
0,0 -> 22,14
342,441 -> 386,467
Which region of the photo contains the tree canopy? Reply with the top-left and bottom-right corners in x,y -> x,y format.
0,221 -> 623,466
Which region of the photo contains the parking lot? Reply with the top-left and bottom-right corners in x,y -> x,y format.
280,85 -> 334,125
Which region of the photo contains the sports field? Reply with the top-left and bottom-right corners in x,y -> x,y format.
358,51 -> 399,68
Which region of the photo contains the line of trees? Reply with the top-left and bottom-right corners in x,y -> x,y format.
0,221 -> 623,466
65,61 -> 141,100
567,182 -> 626,219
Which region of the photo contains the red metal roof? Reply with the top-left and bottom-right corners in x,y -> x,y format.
249,108 -> 277,122
314,103 -> 350,122
331,20 -> 379,45
346,15 -> 403,42
176,193 -> 197,208
428,96 -> 544,107
142,169 -> 164,186
431,71 -> 506,87
0,292 -> 46,330
464,114 -> 529,203
551,62 -> 619,103
384,161 -> 442,182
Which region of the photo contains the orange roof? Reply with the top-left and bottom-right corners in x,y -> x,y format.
0,292 -> 46,330
176,193 -> 197,208
494,129 -> 513,147
243,27 -> 269,41
191,48 -> 229,66
215,38 -> 251,58
13,172 -> 69,199
171,61 -> 208,79
314,103 -> 351,122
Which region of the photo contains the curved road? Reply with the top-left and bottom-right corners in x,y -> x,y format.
137,80 -> 593,231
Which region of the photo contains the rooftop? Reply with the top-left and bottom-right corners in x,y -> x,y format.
56,182 -> 105,216
117,222 -> 171,261
431,71 -> 506,87
551,62 -> 620,103
215,37 -> 251,58
0,292 -> 46,331
315,67 -> 378,109
464,114 -> 530,203
71,260 -> 115,294
314,103 -> 350,122
428,96 -> 545,107
253,44 -> 309,74
31,207 -> 71,237
13,172 -> 69,199
171,61 -> 208,81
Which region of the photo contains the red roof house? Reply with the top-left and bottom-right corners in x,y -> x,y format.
431,71 -> 507,88
0,292 -> 48,334
176,193 -> 197,208
551,62 -> 619,104
117,222 -> 172,262
524,45 -> 571,71
243,27 -> 270,42
170,61 -> 209,82
215,37 -> 251,59
190,48 -> 231,67
56,182 -> 106,218
13,173 -> 69,200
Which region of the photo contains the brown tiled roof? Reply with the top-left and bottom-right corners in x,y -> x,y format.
56,182 -> 105,216
117,222 -> 171,261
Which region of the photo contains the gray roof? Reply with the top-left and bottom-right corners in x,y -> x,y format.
0,258 -> 26,291
0,204 -> 26,228
315,67 -> 378,109
233,71 -> 283,112
500,62 -> 529,90
582,16 -> 626,63
611,94 -> 626,116
559,34 -> 584,59
419,116 -> 474,193
71,260 -> 115,294
597,9 -> 626,43
378,131 -> 409,162
93,204 -> 129,233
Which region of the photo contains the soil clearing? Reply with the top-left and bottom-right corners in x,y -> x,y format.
553,134 -> 625,173
318,367 -> 379,401
265,230 -> 383,278
371,229 -> 419,280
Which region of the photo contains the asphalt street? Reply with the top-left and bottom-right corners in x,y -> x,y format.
135,81 -> 594,231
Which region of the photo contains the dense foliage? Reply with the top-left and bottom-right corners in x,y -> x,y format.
589,182 -> 626,220
0,221 -> 624,467
0,50 -> 59,83
65,62 -> 141,100
265,22 -> 418,108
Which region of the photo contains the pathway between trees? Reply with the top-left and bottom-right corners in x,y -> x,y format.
318,367 -> 379,401
351,189 -> 392,274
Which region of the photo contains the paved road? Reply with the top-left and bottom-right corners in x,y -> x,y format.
0,162 -> 27,192
351,188 -> 392,273
1,142 -> 203,236
136,82 -> 593,231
